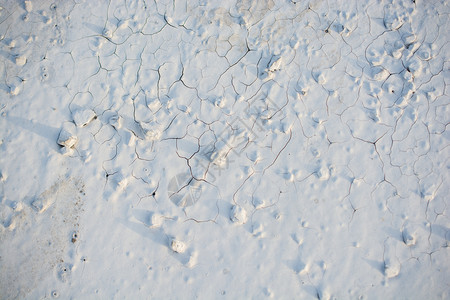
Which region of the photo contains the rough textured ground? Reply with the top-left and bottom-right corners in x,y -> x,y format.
0,0 -> 449,299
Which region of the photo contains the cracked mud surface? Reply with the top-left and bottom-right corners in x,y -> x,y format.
0,0 -> 449,298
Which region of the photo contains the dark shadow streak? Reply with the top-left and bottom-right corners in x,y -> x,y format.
84,22 -> 105,35
6,116 -> 60,146
363,257 -> 385,275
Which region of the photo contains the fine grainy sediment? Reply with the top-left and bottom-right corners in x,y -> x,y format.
0,0 -> 448,299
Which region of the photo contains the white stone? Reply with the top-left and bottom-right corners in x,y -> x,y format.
57,123 -> 78,148
268,56 -> 283,72
147,98 -> 162,112
316,165 -> 330,180
139,122 -> 162,141
149,213 -> 164,228
371,67 -> 389,81
15,56 -> 26,66
145,129 -> 161,141
171,239 -> 186,253
9,84 -> 20,96
402,229 -> 416,246
384,259 -> 400,278
230,205 -> 247,224
24,0 -> 32,12
117,177 -> 128,189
